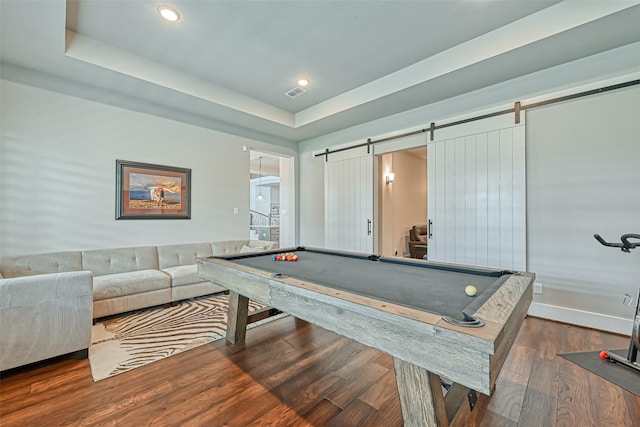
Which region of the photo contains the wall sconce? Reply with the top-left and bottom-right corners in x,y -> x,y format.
385,173 -> 395,184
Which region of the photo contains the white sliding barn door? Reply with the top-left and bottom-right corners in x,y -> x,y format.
427,116 -> 526,271
324,151 -> 373,253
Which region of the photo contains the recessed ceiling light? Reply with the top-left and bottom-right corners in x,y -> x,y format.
158,5 -> 180,22
297,79 -> 310,87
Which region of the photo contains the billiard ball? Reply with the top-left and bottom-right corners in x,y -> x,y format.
465,285 -> 477,297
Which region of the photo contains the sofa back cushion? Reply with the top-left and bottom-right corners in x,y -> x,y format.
82,246 -> 158,276
1,251 -> 83,278
157,243 -> 213,269
212,240 -> 278,256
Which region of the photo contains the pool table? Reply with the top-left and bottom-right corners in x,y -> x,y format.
197,247 -> 534,427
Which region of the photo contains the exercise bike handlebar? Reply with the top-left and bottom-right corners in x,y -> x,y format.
594,233 -> 640,253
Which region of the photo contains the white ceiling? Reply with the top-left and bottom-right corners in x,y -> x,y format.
2,1 -> 640,144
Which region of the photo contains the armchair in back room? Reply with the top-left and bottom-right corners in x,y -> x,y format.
408,224 -> 428,259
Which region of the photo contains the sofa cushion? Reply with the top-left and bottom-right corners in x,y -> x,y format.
157,243 -> 213,269
212,240 -> 278,256
239,244 -> 265,253
162,264 -> 202,287
1,251 -> 83,278
92,269 -> 170,301
82,246 -> 159,276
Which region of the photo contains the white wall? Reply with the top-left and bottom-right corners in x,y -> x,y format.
278,156 -> 296,247
299,149 -> 325,246
526,86 -> 640,329
0,80 -> 296,257
299,82 -> 640,333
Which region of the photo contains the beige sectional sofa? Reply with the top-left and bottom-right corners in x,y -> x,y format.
0,271 -> 93,372
0,239 -> 277,371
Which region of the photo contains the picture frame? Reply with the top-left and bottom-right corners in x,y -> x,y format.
116,160 -> 191,220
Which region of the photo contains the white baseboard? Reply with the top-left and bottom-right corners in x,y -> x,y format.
527,302 -> 633,336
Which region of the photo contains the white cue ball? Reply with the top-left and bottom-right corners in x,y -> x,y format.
465,285 -> 477,297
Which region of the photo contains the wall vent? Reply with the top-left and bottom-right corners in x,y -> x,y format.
285,87 -> 306,98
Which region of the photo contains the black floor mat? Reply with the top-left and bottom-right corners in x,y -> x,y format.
559,349 -> 640,396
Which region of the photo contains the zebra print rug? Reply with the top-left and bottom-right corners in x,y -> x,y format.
89,293 -> 275,381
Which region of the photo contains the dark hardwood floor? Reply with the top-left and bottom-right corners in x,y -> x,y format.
1,315 -> 638,426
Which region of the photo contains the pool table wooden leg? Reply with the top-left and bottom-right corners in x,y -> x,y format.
394,357 -> 477,427
226,291 -> 249,345
393,357 -> 448,426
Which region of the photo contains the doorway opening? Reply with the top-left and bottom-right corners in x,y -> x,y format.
377,146 -> 427,258
249,151 -> 295,247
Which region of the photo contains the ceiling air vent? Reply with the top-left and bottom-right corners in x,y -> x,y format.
285,87 -> 306,98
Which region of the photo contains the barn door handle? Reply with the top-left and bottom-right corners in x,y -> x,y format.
367,219 -> 372,235
428,219 -> 433,239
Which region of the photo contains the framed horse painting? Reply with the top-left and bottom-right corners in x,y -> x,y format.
116,160 -> 191,219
